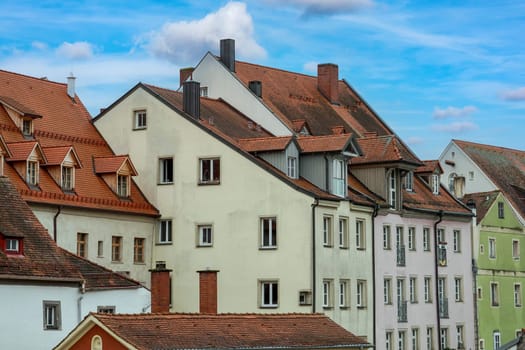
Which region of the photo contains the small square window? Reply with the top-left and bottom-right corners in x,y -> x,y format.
199,158 -> 220,184
97,305 -> 116,314
260,217 -> 277,248
159,158 -> 174,184
159,220 -> 173,244
260,280 -> 278,308
198,225 -> 213,247
5,238 -> 20,254
43,301 -> 61,330
299,290 -> 312,306
134,110 -> 147,129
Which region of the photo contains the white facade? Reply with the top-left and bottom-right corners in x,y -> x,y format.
0,282 -> 149,350
94,86 -> 375,340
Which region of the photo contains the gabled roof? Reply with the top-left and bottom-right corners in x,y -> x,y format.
42,145 -> 82,167
416,160 -> 443,174
94,155 -> 137,175
0,95 -> 42,118
462,191 -> 500,224
0,134 -> 11,157
5,141 -> 46,163
352,134 -> 422,167
56,313 -> 370,350
297,133 -> 361,154
0,175 -> 142,289
0,70 -> 158,217
453,139 -> 525,220
238,136 -> 293,152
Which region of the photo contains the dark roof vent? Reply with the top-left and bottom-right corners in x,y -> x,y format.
220,39 -> 235,72
249,81 -> 262,98
183,80 -> 200,119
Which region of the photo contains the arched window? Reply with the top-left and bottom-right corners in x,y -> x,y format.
91,335 -> 102,350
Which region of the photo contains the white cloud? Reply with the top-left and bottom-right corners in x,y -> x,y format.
432,106 -> 477,119
56,41 -> 94,60
146,2 -> 266,64
303,61 -> 318,73
500,87 -> 525,101
273,0 -> 374,16
32,41 -> 48,50
431,121 -> 478,133
406,136 -> 424,145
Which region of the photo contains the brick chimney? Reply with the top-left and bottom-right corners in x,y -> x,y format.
67,74 -> 76,99
183,80 -> 200,119
317,63 -> 338,104
198,270 -> 218,314
220,39 -> 235,72
179,67 -> 194,86
150,261 -> 172,313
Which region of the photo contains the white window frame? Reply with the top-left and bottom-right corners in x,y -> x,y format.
412,328 -> 420,350
432,174 -> 440,194
498,201 -> 504,219
409,277 -> 417,303
515,283 -> 522,307
97,240 -> 104,257
159,157 -> 174,184
424,277 -> 432,303
456,325 -> 464,349
61,165 -> 74,191
493,332 -> 501,349
338,217 -> 349,248
388,170 -> 397,208
398,330 -> 406,350
26,160 -> 38,185
287,156 -> 297,178
405,171 -> 413,191
260,280 -> 278,308
386,331 -> 393,350
488,238 -> 496,259
383,225 -> 391,250
199,158 -> 220,184
384,278 -> 392,304
453,230 -> 461,252
440,328 -> 448,350
513,239 -> 520,260
117,174 -> 129,197
22,118 -> 33,136
322,279 -> 333,308
332,159 -> 346,197
408,227 -> 416,251
134,110 -> 147,129
198,224 -> 213,247
159,219 -> 173,244
339,279 -> 349,308
43,301 -> 61,330
260,217 -> 277,248
323,216 -> 333,247
356,219 -> 365,250
357,280 -> 366,308
423,228 -> 431,251
455,277 -> 463,302
490,282 -> 499,306
426,327 -> 433,350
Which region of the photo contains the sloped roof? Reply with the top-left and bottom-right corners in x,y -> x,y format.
352,135 -> 421,166
0,70 -> 158,217
94,155 -> 137,175
416,160 -> 443,174
462,191 -> 499,224
42,145 -> 81,167
297,133 -> 358,154
454,139 -> 525,219
5,141 -> 45,162
78,313 -> 370,350
0,175 -> 142,290
238,136 -> 293,152
0,95 -> 42,118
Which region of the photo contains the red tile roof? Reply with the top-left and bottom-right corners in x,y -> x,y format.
297,133 -> 356,153
462,191 -> 499,224
0,95 -> 42,118
453,140 -> 525,219
42,145 -> 81,167
94,155 -> 137,175
238,136 -> 293,152
0,70 -> 158,217
352,135 -> 421,166
0,176 -> 142,290
5,141 -> 44,162
416,160 -> 442,174
84,313 -> 370,350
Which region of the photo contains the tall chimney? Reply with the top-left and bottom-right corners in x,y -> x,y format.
248,81 -> 262,98
317,63 -> 338,104
183,80 -> 200,119
179,67 -> 194,86
150,261 -> 172,313
220,39 -> 235,72
67,74 -> 76,99
198,270 -> 218,314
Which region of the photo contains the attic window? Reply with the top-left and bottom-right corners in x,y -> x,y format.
134,110 -> 147,130
117,174 -> 129,197
61,166 -> 74,191
26,160 -> 39,186
4,237 -> 22,255
404,171 -> 413,192
22,119 -> 33,136
432,174 -> 440,195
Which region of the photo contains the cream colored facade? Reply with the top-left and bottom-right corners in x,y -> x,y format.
94,86 -> 374,340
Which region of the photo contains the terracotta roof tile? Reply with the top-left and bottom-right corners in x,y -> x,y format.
416,160 -> 442,174
454,139 -> 525,219
0,70 -> 158,217
0,95 -> 42,118
297,134 -> 355,153
42,145 -> 81,167
462,191 -> 499,224
238,136 -> 293,152
90,313 -> 370,349
5,141 -> 43,162
352,135 -> 421,166
93,155 -> 136,175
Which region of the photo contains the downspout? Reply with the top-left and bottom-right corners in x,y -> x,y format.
434,210 -> 444,350
53,205 -> 62,242
371,203 -> 379,349
77,281 -> 85,323
311,198 -> 320,313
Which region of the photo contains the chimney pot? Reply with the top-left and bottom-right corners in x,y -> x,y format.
220,39 -> 235,72
179,67 -> 195,86
183,80 -> 201,119
317,63 -> 338,104
67,74 -> 76,99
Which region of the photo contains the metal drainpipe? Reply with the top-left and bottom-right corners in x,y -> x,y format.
371,203 -> 379,348
53,205 -> 62,242
311,198 -> 319,313
434,210 -> 444,350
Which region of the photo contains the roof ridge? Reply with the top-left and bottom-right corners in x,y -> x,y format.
454,139 -> 525,154
236,60 -> 324,81
0,69 -> 67,87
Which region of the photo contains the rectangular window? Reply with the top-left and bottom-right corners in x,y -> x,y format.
322,279 -> 333,308
357,280 -> 367,307
134,238 -> 145,263
410,277 -> 417,303
513,240 -> 520,260
111,236 -> 122,262
479,339 -> 485,350
198,225 -> 213,247
408,227 -> 416,251
61,166 -> 73,190
117,174 -> 129,197
426,327 -> 433,350
27,160 -> 38,185
388,170 -> 397,208
22,118 -> 32,136
323,216 -> 333,247
76,232 -> 88,258
453,230 -> 461,252
437,228 -> 445,244
440,328 -> 448,350
384,278 -> 392,304
339,217 -> 349,248
332,159 -> 345,197
97,240 -> 103,257
356,219 -> 365,249
490,282 -> 499,306
405,171 -> 413,191
456,325 -> 464,349
159,219 -> 173,244
498,201 -> 504,219
515,284 -> 522,307
455,277 -> 463,302
260,217 -> 277,248
383,225 -> 391,250
423,228 -> 431,251
412,328 -> 420,350
424,277 -> 432,303
5,238 -> 20,253
298,291 -> 312,306
134,110 -> 147,129
260,281 -> 278,308
339,279 -> 349,308
432,174 -> 440,194
287,156 -> 297,178
489,238 -> 496,259
159,158 -> 174,184
199,158 -> 220,184
43,301 -> 61,330
398,330 -> 406,350
493,332 -> 501,349
477,286 -> 483,300
386,331 -> 393,350
97,306 -> 116,314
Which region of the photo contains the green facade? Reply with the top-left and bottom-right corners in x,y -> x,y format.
476,193 -> 525,349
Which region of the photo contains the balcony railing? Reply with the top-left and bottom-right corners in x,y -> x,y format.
397,245 -> 406,267
397,300 -> 408,322
439,298 -> 449,318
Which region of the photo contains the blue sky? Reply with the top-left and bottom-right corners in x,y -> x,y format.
1,0 -> 524,159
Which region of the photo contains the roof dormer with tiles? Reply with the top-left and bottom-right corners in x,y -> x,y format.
6,140 -> 47,189
94,155 -> 137,198
42,145 -> 82,192
0,95 -> 43,138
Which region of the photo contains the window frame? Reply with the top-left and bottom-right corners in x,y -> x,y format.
440,328 -> 449,350
159,157 -> 174,184
386,331 -> 393,350
43,301 -> 61,330
133,109 -> 147,130
488,237 -> 496,259
111,236 -> 122,262
453,229 -> 461,252
490,282 -> 499,307
514,283 -> 522,307
338,217 -> 349,248
356,219 -> 365,250
456,325 -> 464,349
199,157 -> 221,185
432,174 -> 440,194
426,327 -> 434,350
22,118 -> 33,136
26,160 -> 39,185
411,328 -> 420,350
5,238 -> 20,253
322,279 -> 333,308
384,278 -> 392,305
497,201 -> 504,219
405,171 -> 413,192
383,225 -> 391,250
158,219 -> 173,244
332,158 -> 346,197
424,277 -> 432,303
259,280 -> 279,308
197,224 -> 213,247
61,165 -> 74,191
76,232 -> 88,258
356,280 -> 367,308
408,227 -> 416,251
117,174 -> 129,197
97,305 -> 116,314
513,239 -> 520,260
493,332 -> 501,350
260,217 -> 277,249
398,330 -> 406,350
454,277 -> 463,302
388,170 -> 397,208
323,216 -> 333,247
423,227 -> 431,252
339,279 -> 349,308
409,277 -> 418,303
97,240 -> 104,257
134,237 -> 145,263
287,156 -> 297,179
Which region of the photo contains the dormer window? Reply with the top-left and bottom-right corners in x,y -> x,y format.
388,170 -> 397,208
287,156 -> 297,178
61,166 -> 74,191
404,171 -> 413,192
432,174 -> 440,195
3,237 -> 22,255
22,119 -> 32,136
117,174 -> 129,197
332,159 -> 346,197
27,160 -> 39,185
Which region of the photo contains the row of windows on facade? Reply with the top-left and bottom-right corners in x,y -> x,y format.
479,330 -> 524,350
42,301 -> 115,331
258,279 -> 367,309
76,233 -> 146,264
157,217 -> 367,249
478,282 -> 523,308
482,237 -> 521,260
385,325 -> 465,350
383,225 -> 463,253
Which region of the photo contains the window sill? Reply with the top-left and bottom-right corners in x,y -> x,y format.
198,181 -> 221,186
44,327 -> 61,331
259,305 -> 278,309
134,262 -> 147,265
156,242 -> 173,246
111,261 -> 123,264
322,306 -> 333,310
259,246 -> 277,250
323,244 -> 333,248
339,246 -> 349,250
356,247 -> 366,251
197,244 -> 213,248
339,306 -> 350,310
158,182 -> 174,186
132,127 -> 147,131
357,306 -> 367,309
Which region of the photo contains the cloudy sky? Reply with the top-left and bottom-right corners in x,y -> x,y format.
1,0 -> 524,159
